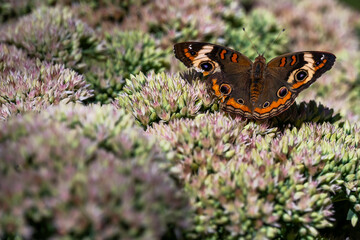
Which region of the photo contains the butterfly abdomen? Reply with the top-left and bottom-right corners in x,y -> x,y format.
250,80 -> 263,105
250,57 -> 266,105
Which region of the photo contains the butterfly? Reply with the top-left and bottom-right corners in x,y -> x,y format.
174,42 -> 336,120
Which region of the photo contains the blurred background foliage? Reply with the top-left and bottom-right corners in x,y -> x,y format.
1,0 -> 360,239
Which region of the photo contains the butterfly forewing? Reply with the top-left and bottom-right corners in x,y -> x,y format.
174,42 -> 253,75
174,42 -> 254,117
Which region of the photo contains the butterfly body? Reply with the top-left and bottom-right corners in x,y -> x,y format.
250,55 -> 266,105
174,42 -> 336,120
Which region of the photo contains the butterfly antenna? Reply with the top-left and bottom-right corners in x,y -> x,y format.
242,28 -> 260,56
262,28 -> 285,57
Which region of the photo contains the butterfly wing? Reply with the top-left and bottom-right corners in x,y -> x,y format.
174,42 -> 254,118
174,42 -> 253,75
252,51 -> 336,120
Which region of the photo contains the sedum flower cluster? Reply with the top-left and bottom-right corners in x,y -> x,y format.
86,31 -> 170,103
2,6 -> 106,72
117,72 -> 215,127
0,44 -> 93,120
0,103 -> 191,239
148,113 -> 360,239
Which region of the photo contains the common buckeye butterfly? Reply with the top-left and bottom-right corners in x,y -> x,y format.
174,42 -> 336,120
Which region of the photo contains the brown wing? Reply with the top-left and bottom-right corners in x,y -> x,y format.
174,42 -> 254,118
174,42 -> 252,76
252,51 -> 336,120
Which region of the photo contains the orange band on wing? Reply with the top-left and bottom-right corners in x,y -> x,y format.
226,98 -> 251,112
254,92 -> 292,114
231,53 -> 238,63
314,59 -> 327,70
279,57 -> 286,67
211,79 -> 221,97
292,80 -> 306,89
184,49 -> 196,60
220,49 -> 227,60
290,55 -> 297,66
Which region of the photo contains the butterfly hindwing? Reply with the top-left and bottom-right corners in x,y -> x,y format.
207,71 -> 253,118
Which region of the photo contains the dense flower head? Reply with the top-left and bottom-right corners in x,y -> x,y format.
0,44 -> 93,120
117,71 -> 216,127
2,6 -> 106,72
86,30 -> 170,103
148,113 -> 360,239
119,0 -> 235,47
0,103 -> 191,239
63,0 -> 149,31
